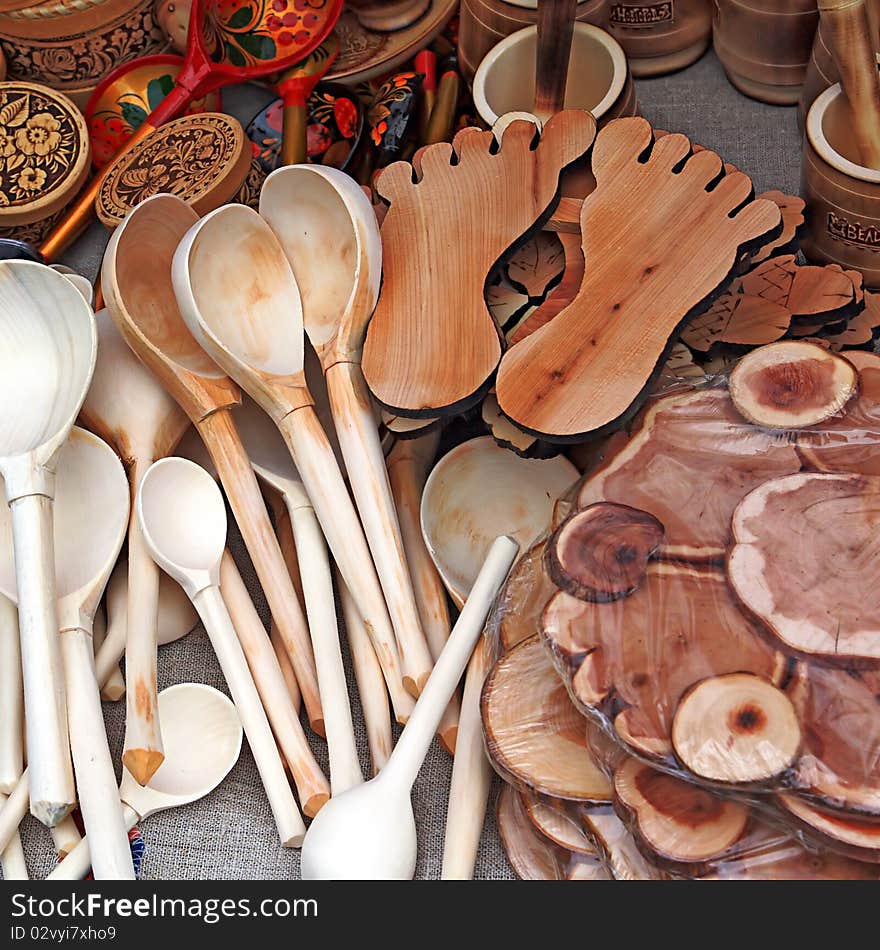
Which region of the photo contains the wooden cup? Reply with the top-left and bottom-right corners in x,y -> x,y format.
802,83 -> 880,286
459,0 -> 609,84
607,1 -> 713,77
713,0 -> 820,105
472,22 -> 636,128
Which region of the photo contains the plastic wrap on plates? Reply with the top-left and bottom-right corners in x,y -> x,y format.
482,342 -> 880,869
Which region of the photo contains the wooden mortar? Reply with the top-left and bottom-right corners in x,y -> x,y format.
608,1 -> 712,77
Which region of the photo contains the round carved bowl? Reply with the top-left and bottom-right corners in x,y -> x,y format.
0,0 -> 168,108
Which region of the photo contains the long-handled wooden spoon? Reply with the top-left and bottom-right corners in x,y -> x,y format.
0,793 -> 26,880
260,164 -> 435,695
0,262 -> 95,826
0,594 -> 22,794
79,308 -> 190,785
534,0 -> 578,121
137,457 -> 307,846
0,428 -> 133,878
301,535 -> 519,880
48,682 -> 243,880
171,202 -> 413,719
92,606 -> 125,702
233,396 -> 362,794
818,0 -> 880,168
101,194 -> 323,735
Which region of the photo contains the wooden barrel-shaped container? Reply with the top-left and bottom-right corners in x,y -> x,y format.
799,1 -> 880,129
0,0 -> 167,107
459,0 -> 609,84
607,1 -> 712,77
802,84 -> 880,287
713,0 -> 819,105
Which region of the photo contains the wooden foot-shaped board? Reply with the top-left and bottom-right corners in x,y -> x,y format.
362,111 -> 597,417
496,117 -> 782,440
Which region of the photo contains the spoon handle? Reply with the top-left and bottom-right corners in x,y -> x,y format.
0,769 -> 28,854
46,803 -> 139,881
0,593 -> 23,793
192,584 -> 307,847
121,502 -> 165,785
283,503 -> 362,795
59,624 -> 135,880
219,552 -> 330,816
0,792 -> 27,880
8,493 -> 75,826
325,360 -> 435,696
380,536 -> 519,793
534,0 -> 577,120
197,409 -> 323,733
50,813 -> 82,859
277,405 -> 414,721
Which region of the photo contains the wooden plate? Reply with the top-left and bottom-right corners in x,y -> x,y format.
326,0 -> 457,84
96,112 -> 252,228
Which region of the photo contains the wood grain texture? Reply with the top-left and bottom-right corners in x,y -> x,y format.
362,111 -> 597,417
534,0 -> 578,119
496,118 -> 782,440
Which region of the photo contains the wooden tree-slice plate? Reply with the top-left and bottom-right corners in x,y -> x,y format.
494,542 -> 558,653
496,783 -> 566,880
580,805 -> 667,880
575,387 -> 802,561
565,850 -> 612,880
520,791 -> 600,856
362,112 -> 596,418
505,230 -> 566,299
481,635 -> 613,804
487,281 -> 531,332
495,117 -> 782,441
729,473 -> 880,664
776,793 -> 880,863
541,563 -> 786,769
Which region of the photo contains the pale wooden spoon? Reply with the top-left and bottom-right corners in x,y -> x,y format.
171,201 -> 411,721
0,261 -> 95,826
101,194 -> 323,735
48,682 -> 243,880
79,308 -> 190,784
260,165 -> 434,694
0,593 -> 22,794
233,395 -> 362,794
0,428 -> 133,878
92,604 -> 125,702
420,436 -> 578,879
137,456 -> 307,846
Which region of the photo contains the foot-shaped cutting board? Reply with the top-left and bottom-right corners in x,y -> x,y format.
496,117 -> 783,441
361,111 -> 597,418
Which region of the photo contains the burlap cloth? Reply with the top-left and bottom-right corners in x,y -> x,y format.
14,49 -> 802,881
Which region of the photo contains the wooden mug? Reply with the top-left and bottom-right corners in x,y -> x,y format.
472,22 -> 636,128
802,83 -> 880,287
713,0 -> 820,105
607,1 -> 713,76
459,0 -> 609,84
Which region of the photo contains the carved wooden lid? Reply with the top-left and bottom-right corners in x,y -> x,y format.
0,81 -> 90,226
96,112 -> 252,228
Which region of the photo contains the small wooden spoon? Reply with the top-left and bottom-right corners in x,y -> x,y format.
0,594 -> 22,794
301,536 -> 519,880
79,308 -> 190,785
260,164 -> 435,696
0,428 -> 133,878
233,396 -> 362,794
101,194 -> 323,736
171,201 -> 413,717
48,682 -> 243,880
534,0 -> 578,121
0,261 -> 96,826
137,457 -> 307,847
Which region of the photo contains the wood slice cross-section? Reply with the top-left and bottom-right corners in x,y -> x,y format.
495,542 -> 559,653
481,635 -> 613,804
542,563 -> 786,765
362,111 -> 597,417
728,342 -> 858,429
729,473 -> 880,663
520,791 -> 600,856
505,231 -> 566,299
575,388 -> 802,561
496,783 -> 565,880
776,792 -> 880,863
495,117 -> 782,440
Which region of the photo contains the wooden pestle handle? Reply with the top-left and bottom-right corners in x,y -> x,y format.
818,0 -> 880,168
534,0 -> 578,121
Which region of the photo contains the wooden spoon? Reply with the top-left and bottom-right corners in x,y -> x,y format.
92,605 -> 125,702
79,308 -> 190,785
47,682 -> 243,880
0,793 -> 26,880
301,536 -> 520,880
101,193 -> 323,736
534,0 -> 578,121
0,428 -> 133,878
420,436 -> 578,880
259,164 -> 435,696
233,396 -> 362,794
137,457 -> 307,847
0,594 -> 22,794
0,261 -> 95,827
171,201 -> 413,717
818,0 -> 880,168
